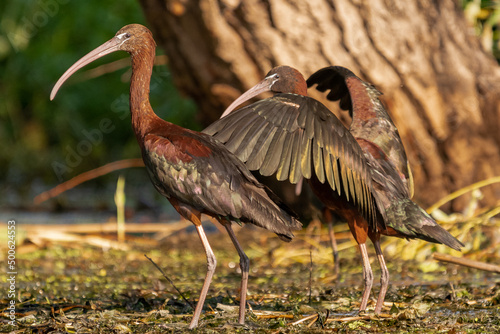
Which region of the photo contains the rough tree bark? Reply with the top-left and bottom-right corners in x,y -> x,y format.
138,0 -> 500,211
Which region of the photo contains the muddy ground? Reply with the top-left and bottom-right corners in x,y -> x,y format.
1,223 -> 499,333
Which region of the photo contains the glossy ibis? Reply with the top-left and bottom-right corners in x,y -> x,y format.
50,25 -> 301,328
204,65 -> 463,314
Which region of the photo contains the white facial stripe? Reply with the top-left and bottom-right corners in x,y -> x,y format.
266,73 -> 280,86
113,32 -> 131,49
116,32 -> 128,39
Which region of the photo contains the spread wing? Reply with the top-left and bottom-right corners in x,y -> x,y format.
307,66 -> 414,198
203,93 -> 385,225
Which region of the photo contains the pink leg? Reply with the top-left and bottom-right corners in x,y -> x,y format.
358,243 -> 373,312
372,239 -> 389,314
295,176 -> 304,196
189,224 -> 217,329
223,222 -> 249,325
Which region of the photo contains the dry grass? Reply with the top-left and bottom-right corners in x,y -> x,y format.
1,178 -> 499,332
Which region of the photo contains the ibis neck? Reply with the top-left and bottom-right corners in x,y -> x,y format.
129,45 -> 162,140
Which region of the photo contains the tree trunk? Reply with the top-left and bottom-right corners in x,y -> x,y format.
138,0 -> 500,211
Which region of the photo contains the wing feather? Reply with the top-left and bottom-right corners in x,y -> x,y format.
300,134 -> 312,179
261,129 -> 287,176
203,93 -> 384,225
224,112 -> 260,153
312,141 -> 325,184
233,117 -> 268,161
276,131 -> 294,181
288,130 -> 303,184
245,123 -> 277,170
308,66 -> 413,197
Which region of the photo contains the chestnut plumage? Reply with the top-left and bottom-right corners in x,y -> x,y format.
204,65 -> 463,314
50,24 -> 301,328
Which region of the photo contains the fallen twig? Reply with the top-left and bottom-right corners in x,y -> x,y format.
289,313 -> 318,326
14,222 -> 190,251
144,254 -> 195,310
28,230 -> 130,250
254,313 -> 294,319
253,310 -> 294,320
433,253 -> 500,273
34,158 -> 144,204
19,221 -> 187,235
326,313 -> 394,322
307,313 -> 319,328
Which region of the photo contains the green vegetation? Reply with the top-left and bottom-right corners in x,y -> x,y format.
1,1 -> 499,332
0,0 -> 197,207
1,1 -> 498,209
462,0 -> 500,61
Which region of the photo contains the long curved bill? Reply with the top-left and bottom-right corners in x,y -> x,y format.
50,35 -> 127,100
220,73 -> 279,118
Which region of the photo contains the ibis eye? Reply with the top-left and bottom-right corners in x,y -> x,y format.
116,32 -> 131,40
